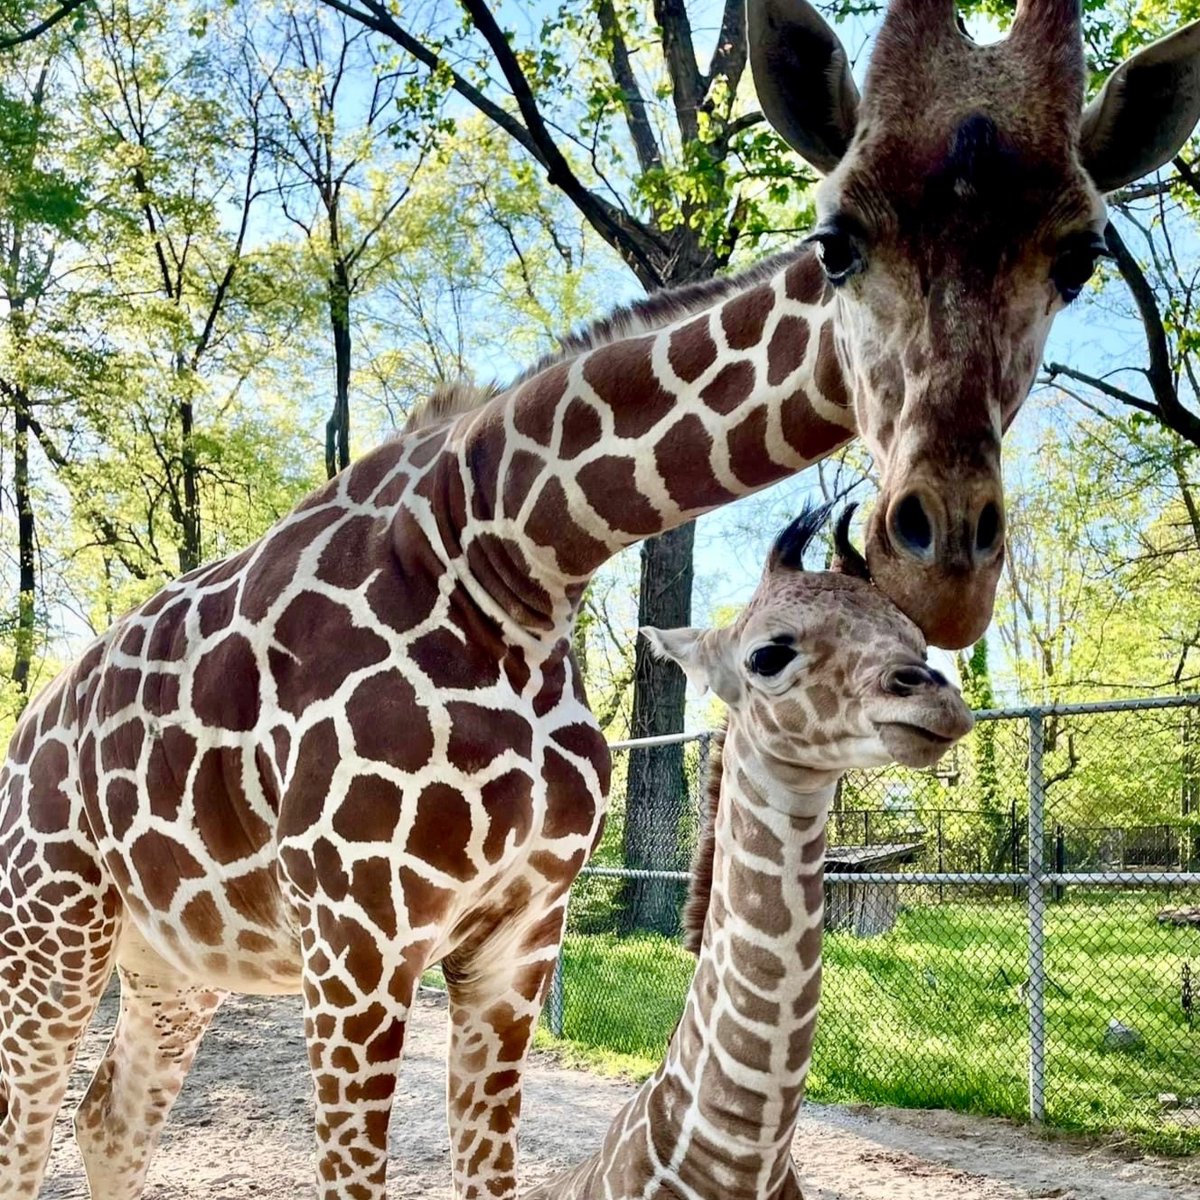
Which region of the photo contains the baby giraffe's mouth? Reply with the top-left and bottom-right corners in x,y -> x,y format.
875,718 -> 963,768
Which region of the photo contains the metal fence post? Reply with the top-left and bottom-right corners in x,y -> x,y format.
1027,711 -> 1047,1124
547,953 -> 564,1038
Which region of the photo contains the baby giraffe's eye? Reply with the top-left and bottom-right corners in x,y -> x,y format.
747,643 -> 799,677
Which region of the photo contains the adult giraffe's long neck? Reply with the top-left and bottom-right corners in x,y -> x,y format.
421,248 -> 851,633
526,725 -> 834,1200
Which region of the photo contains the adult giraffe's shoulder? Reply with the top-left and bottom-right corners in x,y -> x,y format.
2,3 -> 1199,1199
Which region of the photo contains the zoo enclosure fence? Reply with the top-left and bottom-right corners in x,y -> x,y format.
544,694 -> 1200,1148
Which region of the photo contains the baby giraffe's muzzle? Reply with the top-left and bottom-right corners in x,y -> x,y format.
873,660 -> 975,768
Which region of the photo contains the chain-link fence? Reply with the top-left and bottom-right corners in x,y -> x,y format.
544,696 -> 1200,1151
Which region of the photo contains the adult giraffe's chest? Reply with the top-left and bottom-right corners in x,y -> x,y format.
272,624 -> 612,969
73,514 -> 610,991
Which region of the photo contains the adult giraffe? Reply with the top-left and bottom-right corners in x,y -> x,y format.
2,2 -> 1199,1199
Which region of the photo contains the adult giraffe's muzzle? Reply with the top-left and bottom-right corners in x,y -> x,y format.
864,471 -> 1007,650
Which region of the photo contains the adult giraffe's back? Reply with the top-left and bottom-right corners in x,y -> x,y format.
2,2 -> 1199,1198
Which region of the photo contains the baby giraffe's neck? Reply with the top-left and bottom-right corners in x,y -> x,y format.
530,726 -> 835,1200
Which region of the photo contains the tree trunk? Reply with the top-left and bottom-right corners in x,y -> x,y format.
619,521 -> 695,935
178,366 -> 201,574
12,382 -> 35,701
325,261 -> 352,479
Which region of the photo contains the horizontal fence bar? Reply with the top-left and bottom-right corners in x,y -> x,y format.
955,693 -> 1198,722
607,730 -> 710,751
825,871 -> 1026,885
580,867 -> 1200,886
605,694 -> 1200,750
579,866 -> 691,881
1045,870 -> 1200,886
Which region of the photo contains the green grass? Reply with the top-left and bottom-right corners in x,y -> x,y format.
555,932 -> 696,1062
544,895 -> 1200,1153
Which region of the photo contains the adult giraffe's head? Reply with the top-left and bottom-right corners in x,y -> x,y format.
749,0 -> 1200,647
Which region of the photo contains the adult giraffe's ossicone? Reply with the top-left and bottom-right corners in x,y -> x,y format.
751,0 -> 1200,647
2,4 -> 1200,1200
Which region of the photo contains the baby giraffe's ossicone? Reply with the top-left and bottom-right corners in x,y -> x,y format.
525,504 -> 972,1200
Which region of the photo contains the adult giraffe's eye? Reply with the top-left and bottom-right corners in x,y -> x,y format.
806,221 -> 865,286
1052,232 -> 1109,302
747,643 -> 799,677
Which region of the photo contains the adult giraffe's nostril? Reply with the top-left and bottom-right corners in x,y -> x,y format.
889,493 -> 935,559
975,500 -> 1002,556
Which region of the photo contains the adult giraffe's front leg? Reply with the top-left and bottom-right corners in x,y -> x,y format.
443,904 -> 567,1200
296,893 -> 430,1200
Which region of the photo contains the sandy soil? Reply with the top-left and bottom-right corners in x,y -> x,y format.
41,987 -> 1200,1199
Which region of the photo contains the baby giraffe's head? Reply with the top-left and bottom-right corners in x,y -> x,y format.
643,504 -> 974,793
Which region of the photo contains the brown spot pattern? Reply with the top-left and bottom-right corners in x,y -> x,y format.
559,399 -> 602,459
701,360 -> 755,415
269,593 -> 389,717
721,284 -> 773,351
654,415 -> 737,512
668,315 -> 718,383
347,670 -> 433,774
191,634 -> 260,732
767,315 -> 810,386
408,784 -> 475,881
583,337 -> 673,439
576,457 -> 660,536
727,405 -> 782,488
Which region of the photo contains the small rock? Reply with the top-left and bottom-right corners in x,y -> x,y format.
1159,1093 -> 1180,1110
1102,1018 -> 1143,1051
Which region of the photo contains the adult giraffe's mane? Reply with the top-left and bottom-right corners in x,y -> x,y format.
517,247 -> 806,383
400,247 -> 809,433
681,723 -> 726,956
402,379 -> 500,433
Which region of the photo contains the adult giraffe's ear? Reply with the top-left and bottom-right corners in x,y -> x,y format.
1079,20 -> 1200,194
747,0 -> 860,175
640,627 -> 743,706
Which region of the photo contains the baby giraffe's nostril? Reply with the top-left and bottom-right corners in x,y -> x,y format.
891,493 -> 934,556
884,663 -> 937,696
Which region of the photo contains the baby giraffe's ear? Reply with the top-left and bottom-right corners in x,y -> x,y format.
640,626 -> 743,705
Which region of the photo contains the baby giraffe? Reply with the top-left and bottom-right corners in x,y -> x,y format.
525,504 -> 972,1200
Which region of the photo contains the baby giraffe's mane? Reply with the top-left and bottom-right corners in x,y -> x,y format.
682,724 -> 725,956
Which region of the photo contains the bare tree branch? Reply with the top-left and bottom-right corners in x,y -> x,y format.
596,0 -> 662,176
1104,220 -> 1200,446
0,0 -> 89,50
652,0 -> 702,143
1173,154 -> 1200,201
457,0 -> 665,286
707,0 -> 748,95
1043,362 -> 1159,417
22,408 -> 151,580
320,0 -> 665,287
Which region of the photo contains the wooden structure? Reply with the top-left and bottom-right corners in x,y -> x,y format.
825,842 -> 924,937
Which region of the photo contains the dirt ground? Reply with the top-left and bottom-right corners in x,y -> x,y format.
42,987 -> 1200,1200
